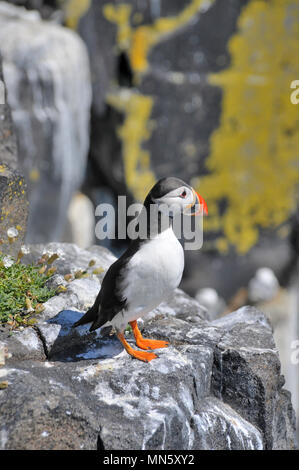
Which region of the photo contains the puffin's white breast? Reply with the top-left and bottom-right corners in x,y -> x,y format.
120,227 -> 184,319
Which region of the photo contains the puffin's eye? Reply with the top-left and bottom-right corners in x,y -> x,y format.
180,190 -> 187,198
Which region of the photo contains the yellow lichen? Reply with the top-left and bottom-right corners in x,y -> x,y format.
103,0 -> 214,201
194,0 -> 299,253
29,168 -> 40,182
63,0 -> 91,30
107,89 -> 156,201
103,4 -> 132,49
103,0 -> 214,75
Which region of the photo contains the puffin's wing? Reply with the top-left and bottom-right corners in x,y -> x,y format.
89,256 -> 128,331
72,258 -> 127,330
88,240 -> 144,331
72,289 -> 102,328
73,240 -> 141,331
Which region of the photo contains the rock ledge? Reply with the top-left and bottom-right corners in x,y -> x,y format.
0,243 -> 297,450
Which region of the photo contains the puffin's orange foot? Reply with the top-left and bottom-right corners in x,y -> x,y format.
136,338 -> 169,351
129,320 -> 169,350
117,332 -> 158,362
129,349 -> 158,362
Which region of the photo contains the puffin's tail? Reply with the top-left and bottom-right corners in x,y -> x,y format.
73,306 -> 112,336
72,306 -> 97,328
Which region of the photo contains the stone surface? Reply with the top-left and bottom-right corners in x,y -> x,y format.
0,242 -> 296,450
192,397 -> 264,450
64,192 -> 96,249
255,285 -> 299,445
211,309 -> 281,449
0,2 -> 92,243
0,55 -> 28,258
182,234 -> 293,300
0,60 -> 18,170
248,267 -> 280,303
195,287 -> 226,320
0,326 -> 44,362
22,242 -> 116,280
6,0 -> 60,20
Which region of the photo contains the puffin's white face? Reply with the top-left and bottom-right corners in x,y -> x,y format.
152,185 -> 193,217
152,184 -> 207,217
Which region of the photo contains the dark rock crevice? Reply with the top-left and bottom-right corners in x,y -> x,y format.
117,52 -> 134,88
97,433 -> 106,451
33,325 -> 49,360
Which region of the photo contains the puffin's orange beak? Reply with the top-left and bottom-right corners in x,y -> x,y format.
185,188 -> 208,216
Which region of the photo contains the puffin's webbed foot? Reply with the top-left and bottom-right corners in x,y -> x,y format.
135,338 -> 169,350
129,320 -> 169,351
117,333 -> 157,362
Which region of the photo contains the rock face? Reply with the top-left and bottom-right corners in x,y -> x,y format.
6,0 -> 60,20
0,2 -> 92,243
0,56 -> 28,258
254,283 -> 299,446
0,242 -> 296,450
67,0 -> 299,300
76,0 -> 240,190
4,1 -> 298,300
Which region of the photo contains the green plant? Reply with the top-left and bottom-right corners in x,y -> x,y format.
0,253 -> 56,328
125,324 -> 132,334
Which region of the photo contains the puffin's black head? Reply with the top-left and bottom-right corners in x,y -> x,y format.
146,177 -> 208,217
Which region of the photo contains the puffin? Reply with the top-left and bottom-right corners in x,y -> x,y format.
73,177 -> 208,362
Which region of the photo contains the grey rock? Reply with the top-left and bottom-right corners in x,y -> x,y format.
273,388 -> 297,451
254,285 -> 299,446
183,234 -> 293,300
0,360 -> 100,450
0,327 -> 45,362
77,0 -> 118,116
0,59 -> 18,170
143,315 -> 222,351
34,276 -> 102,324
37,309 -> 123,362
4,1 -> 60,21
0,2 -> 92,243
192,397 -> 263,450
36,283 -> 209,361
211,309 -> 296,449
22,242 -> 116,279
248,267 -> 280,303
93,345 -> 215,450
211,305 -> 272,331
0,242 -> 296,450
143,287 -> 208,324
63,192 -> 96,249
0,56 -> 28,258
45,274 -> 68,291
195,288 -> 226,320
